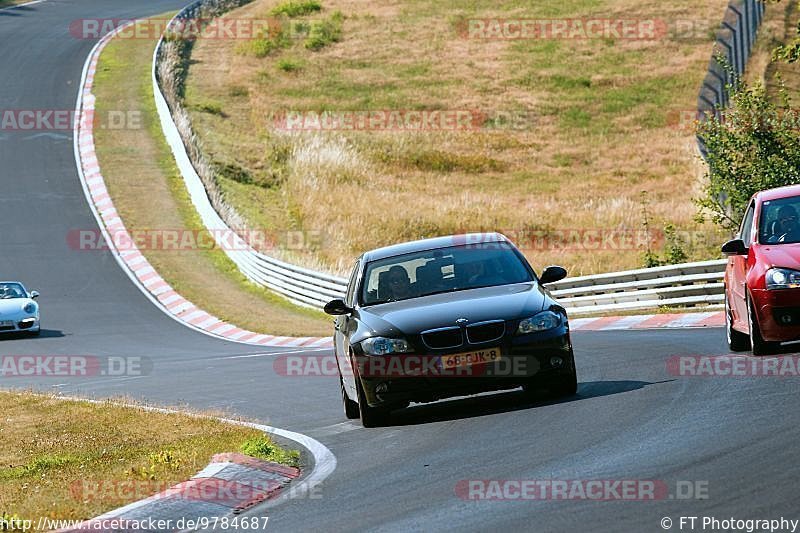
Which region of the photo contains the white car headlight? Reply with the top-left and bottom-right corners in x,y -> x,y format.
360,337 -> 413,355
517,310 -> 562,334
23,302 -> 37,314
766,268 -> 800,290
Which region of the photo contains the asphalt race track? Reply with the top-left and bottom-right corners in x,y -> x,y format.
2,2 -> 800,532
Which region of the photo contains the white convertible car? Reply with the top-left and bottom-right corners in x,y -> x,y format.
0,281 -> 40,336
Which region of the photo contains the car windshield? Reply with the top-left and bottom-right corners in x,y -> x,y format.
360,243 -> 533,305
759,195 -> 800,245
0,283 -> 26,299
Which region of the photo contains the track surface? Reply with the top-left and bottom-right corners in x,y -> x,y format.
2,2 -> 799,532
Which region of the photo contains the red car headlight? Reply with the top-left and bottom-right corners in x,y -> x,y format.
765,268 -> 800,290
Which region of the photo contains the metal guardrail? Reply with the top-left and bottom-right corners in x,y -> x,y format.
552,260 -> 726,315
153,0 -> 349,309
697,0 -> 765,156
153,0 -> 729,314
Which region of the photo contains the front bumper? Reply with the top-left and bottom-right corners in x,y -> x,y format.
0,315 -> 40,334
751,288 -> 800,342
356,328 -> 575,408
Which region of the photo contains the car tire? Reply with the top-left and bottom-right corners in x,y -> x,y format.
522,367 -> 577,399
725,291 -> 750,352
747,292 -> 778,356
356,377 -> 389,428
552,368 -> 578,397
341,377 -> 360,420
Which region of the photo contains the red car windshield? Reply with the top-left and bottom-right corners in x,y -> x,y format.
759,195 -> 800,245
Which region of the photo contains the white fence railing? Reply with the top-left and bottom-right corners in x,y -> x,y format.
551,260 -> 727,315
152,0 -> 728,315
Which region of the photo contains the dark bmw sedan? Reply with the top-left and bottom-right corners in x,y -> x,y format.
324,233 -> 577,427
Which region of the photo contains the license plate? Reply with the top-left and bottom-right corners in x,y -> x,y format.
0,321 -> 13,327
441,347 -> 502,369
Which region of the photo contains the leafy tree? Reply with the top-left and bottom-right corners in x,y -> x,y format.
696,0 -> 800,230
696,79 -> 800,230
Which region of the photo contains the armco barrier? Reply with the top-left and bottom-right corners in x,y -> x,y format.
152,1 -> 729,314
697,0 -> 765,156
153,0 -> 349,309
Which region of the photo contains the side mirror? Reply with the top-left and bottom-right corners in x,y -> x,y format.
30,291 -> 39,299
721,239 -> 748,256
539,265 -> 567,285
324,298 -> 352,316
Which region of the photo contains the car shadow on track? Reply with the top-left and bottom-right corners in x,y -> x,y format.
0,329 -> 65,340
387,379 -> 669,427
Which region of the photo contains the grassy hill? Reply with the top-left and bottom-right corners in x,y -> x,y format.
184,0 -> 730,276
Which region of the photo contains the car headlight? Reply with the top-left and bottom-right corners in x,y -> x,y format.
360,337 -> 413,355
23,303 -> 36,314
517,310 -> 562,334
766,268 -> 800,290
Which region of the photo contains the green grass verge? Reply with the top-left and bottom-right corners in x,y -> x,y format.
0,390 -> 298,523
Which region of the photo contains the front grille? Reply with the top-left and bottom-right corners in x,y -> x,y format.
421,327 -> 463,349
466,320 -> 506,344
0,325 -> 14,332
772,307 -> 800,327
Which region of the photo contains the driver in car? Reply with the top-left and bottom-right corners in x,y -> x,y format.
768,205 -> 800,243
385,266 -> 414,300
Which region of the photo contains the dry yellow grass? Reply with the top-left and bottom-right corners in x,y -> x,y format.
92,15 -> 332,336
184,0 -> 733,277
0,390 -> 288,523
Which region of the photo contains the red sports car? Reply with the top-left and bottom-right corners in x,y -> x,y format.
723,184 -> 800,354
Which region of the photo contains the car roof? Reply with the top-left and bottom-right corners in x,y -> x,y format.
361,233 -> 511,262
756,184 -> 800,203
0,281 -> 24,285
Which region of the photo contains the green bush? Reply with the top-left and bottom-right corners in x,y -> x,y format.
240,435 -> 301,467
277,58 -> 303,72
193,100 -> 225,115
305,11 -> 344,51
270,0 -> 322,18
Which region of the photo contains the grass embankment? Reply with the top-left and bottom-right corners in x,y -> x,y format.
184,0 -> 730,276
92,14 -> 331,337
749,0 -> 800,97
0,390 -> 298,524
0,0 -> 33,8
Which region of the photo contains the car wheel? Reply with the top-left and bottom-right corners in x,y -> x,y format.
747,292 -> 778,356
341,376 -> 360,420
552,368 -> 578,397
356,377 -> 389,428
725,291 -> 749,351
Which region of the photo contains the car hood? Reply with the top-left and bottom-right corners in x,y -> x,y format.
0,298 -> 34,316
357,283 -> 548,336
757,243 -> 800,269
